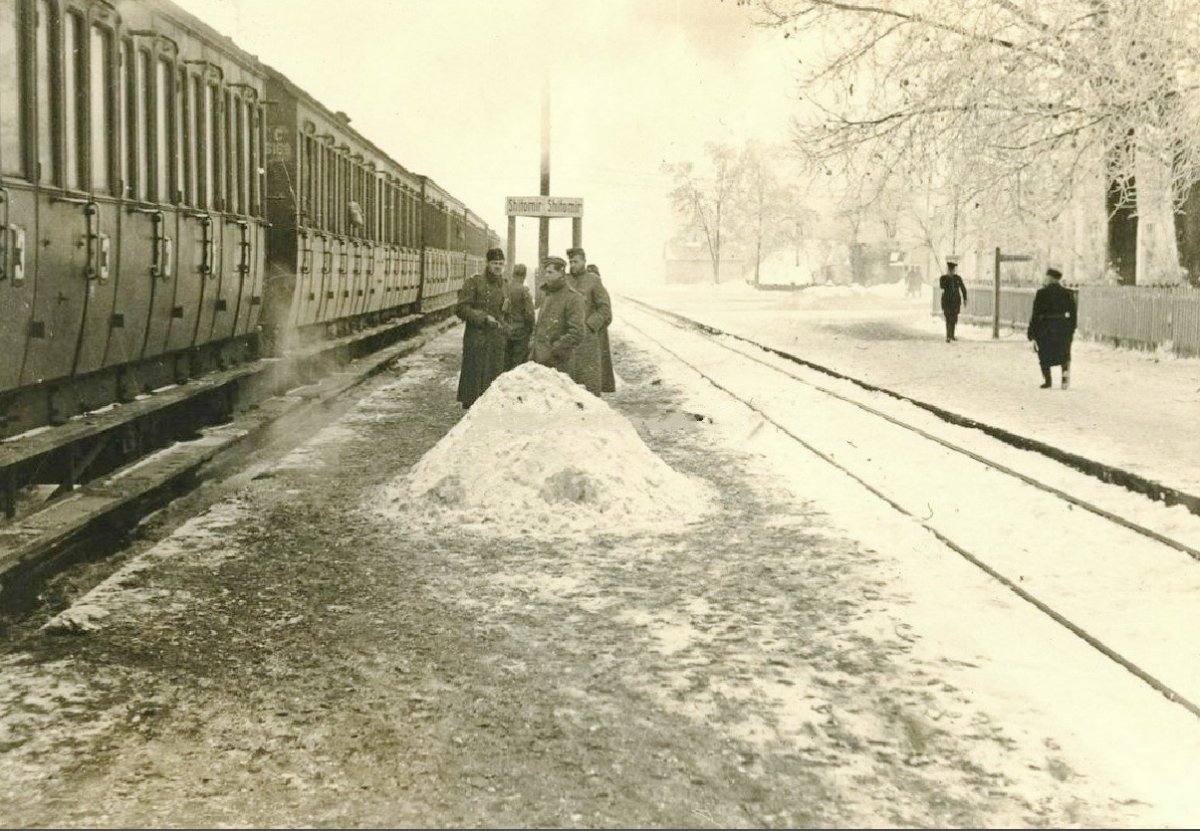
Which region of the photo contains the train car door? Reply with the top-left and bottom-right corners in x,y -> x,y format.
195,76 -> 230,347
0,0 -> 38,397
210,86 -> 242,344
22,4 -> 94,389
230,90 -> 265,338
109,37 -> 174,373
75,6 -> 124,379
166,63 -> 218,354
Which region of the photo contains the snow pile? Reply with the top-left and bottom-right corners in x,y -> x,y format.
381,362 -> 713,535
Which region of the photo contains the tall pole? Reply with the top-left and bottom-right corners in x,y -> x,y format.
538,72 -> 550,284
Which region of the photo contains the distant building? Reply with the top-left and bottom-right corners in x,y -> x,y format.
663,239 -> 744,284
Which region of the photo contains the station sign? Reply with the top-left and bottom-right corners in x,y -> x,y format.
505,196 -> 584,218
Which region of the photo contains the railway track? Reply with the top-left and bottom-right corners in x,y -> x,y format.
622,297 -> 1200,721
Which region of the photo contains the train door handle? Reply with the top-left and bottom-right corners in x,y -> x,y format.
200,215 -> 214,277
160,236 -> 174,280
0,187 -> 7,282
11,225 -> 25,286
83,201 -> 100,280
300,232 -> 311,274
98,233 -> 111,283
237,220 -> 252,275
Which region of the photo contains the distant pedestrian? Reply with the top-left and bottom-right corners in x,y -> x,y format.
455,248 -> 507,409
939,257 -> 968,342
585,263 -> 616,393
531,257 -> 586,373
1027,265 -> 1077,389
503,264 -> 536,371
565,248 -> 612,395
905,265 -> 922,298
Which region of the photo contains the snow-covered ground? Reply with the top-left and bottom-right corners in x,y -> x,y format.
628,281 -> 1200,498
5,298 -> 1200,825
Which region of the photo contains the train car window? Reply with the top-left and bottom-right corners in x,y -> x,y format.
0,0 -> 26,177
223,89 -> 234,212
236,98 -> 247,215
155,57 -> 171,202
250,103 -> 261,216
181,69 -> 194,205
300,135 -> 311,224
201,79 -> 213,207
195,76 -> 207,208
209,83 -> 221,210
35,0 -> 54,183
224,90 -> 235,212
119,39 -> 130,195
88,24 -> 113,194
134,49 -> 148,200
63,10 -> 83,191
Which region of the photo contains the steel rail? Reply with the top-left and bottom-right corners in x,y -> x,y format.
621,304 -> 1200,721
623,298 -> 1200,564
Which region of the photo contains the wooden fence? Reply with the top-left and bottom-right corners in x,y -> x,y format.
934,284 -> 1200,356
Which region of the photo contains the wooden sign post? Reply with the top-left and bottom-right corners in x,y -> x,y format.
994,248 -> 1033,338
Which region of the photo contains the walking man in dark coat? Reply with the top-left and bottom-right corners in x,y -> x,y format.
565,248 -> 612,395
1027,265 -> 1077,389
531,257 -> 586,373
455,248 -> 508,408
939,256 -> 968,342
503,264 -> 536,371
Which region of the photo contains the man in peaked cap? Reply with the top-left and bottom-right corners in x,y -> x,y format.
586,264 -> 616,393
455,247 -> 508,408
531,256 -> 586,373
564,247 -> 612,395
1027,264 -> 1077,389
939,256 -> 968,342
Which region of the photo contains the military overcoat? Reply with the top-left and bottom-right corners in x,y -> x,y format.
531,282 -> 586,374
455,271 -> 508,407
503,280 -> 536,371
1028,282 -> 1077,368
566,271 -> 613,395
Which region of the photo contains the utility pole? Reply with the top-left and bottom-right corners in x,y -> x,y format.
538,71 -> 550,285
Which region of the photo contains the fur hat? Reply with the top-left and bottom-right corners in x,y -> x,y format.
485,248 -> 505,262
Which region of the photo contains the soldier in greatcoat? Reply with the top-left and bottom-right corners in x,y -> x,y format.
565,248 -> 612,395
530,257 -> 586,373
939,256 -> 968,342
586,264 -> 617,393
503,264 -> 536,371
455,248 -> 508,408
1027,265 -> 1077,389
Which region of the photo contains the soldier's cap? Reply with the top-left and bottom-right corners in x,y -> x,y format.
513,264 -> 527,276
945,254 -> 960,265
566,247 -> 586,259
1046,265 -> 1064,278
585,264 -> 600,275
485,247 -> 505,262
543,256 -> 567,269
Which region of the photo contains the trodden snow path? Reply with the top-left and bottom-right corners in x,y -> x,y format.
1,324 -> 1199,825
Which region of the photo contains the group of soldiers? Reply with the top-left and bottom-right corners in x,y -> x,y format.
455,246 -> 614,408
939,256 -> 1078,389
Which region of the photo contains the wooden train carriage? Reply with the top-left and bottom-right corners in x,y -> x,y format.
0,0 -> 266,438
261,66 -> 430,350
417,179 -> 486,315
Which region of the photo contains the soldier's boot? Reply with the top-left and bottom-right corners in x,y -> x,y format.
1061,367 -> 1070,389
1040,367 -> 1052,389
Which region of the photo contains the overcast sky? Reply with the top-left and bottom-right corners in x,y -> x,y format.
171,0 -> 802,286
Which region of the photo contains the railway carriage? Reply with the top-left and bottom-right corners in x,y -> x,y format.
0,0 -> 494,442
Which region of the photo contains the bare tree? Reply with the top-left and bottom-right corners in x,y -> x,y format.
663,143 -> 743,284
746,0 -> 1200,282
